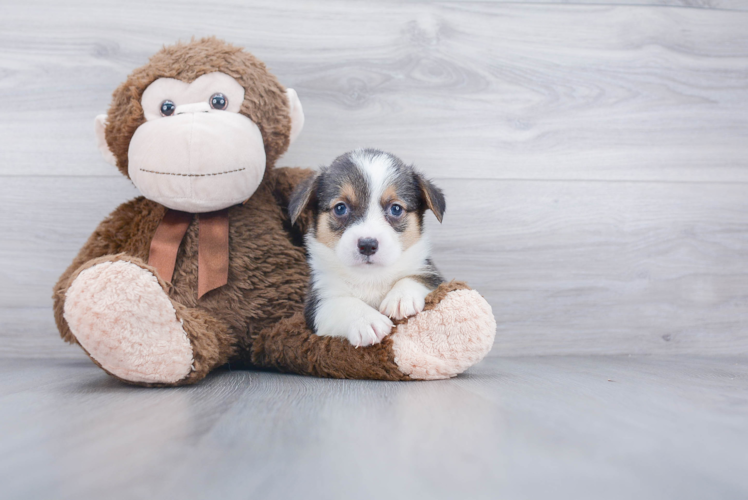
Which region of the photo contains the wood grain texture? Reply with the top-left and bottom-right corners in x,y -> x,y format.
428,179 -> 748,355
2,175 -> 747,357
1,356 -> 747,499
1,1 -> 747,181
427,0 -> 748,10
1,0 -> 747,358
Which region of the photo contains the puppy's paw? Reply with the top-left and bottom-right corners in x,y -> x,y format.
379,278 -> 430,320
346,309 -> 393,347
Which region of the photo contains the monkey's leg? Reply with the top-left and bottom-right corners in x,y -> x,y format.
59,254 -> 234,387
250,281 -> 496,380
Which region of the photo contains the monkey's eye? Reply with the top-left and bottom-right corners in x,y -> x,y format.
333,203 -> 348,217
389,204 -> 404,217
160,100 -> 176,117
210,93 -> 228,110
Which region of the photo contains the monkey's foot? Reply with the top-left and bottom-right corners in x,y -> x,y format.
391,288 -> 496,380
63,260 -> 193,384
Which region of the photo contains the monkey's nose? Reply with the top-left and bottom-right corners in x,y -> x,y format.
175,102 -> 211,115
357,238 -> 378,256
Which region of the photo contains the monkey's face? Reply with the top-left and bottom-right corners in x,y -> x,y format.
95,39 -> 305,212
123,72 -> 264,213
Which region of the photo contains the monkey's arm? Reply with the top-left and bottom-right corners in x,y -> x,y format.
270,167 -> 316,242
52,197 -> 165,343
250,281 -> 496,381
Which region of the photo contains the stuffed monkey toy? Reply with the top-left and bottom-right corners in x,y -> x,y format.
52,38 -> 496,386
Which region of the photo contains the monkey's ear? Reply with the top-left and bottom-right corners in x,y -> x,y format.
94,115 -> 117,166
288,172 -> 319,226
417,174 -> 446,223
286,89 -> 305,145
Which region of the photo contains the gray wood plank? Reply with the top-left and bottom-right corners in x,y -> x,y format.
0,309 -> 87,360
428,178 -> 748,356
1,356 -> 747,500
1,1 -> 747,181
420,0 -> 748,10
2,176 -> 747,357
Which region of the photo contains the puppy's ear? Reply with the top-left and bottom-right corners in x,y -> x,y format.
289,172 -> 320,226
416,175 -> 446,223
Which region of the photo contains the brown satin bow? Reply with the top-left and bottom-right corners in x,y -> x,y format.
148,209 -> 230,299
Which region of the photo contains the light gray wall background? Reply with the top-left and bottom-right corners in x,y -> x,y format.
1,0 -> 747,359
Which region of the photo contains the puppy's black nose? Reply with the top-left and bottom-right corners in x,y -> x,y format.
358,238 -> 378,256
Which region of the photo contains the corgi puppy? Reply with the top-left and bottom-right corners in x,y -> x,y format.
288,149 -> 446,347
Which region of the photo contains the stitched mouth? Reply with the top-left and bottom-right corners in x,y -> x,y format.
139,168 -> 246,177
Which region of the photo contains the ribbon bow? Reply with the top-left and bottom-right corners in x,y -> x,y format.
148,209 -> 230,299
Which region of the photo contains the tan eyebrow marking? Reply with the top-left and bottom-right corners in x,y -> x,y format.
380,185 -> 398,206
380,185 -> 407,210
336,182 -> 358,207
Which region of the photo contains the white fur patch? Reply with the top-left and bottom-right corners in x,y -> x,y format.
307,233 -> 433,346
308,235 -> 432,310
350,149 -> 394,202
379,277 -> 431,320
334,209 -> 402,268
313,296 -> 393,347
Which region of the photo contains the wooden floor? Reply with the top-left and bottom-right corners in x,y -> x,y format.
1,355 -> 747,500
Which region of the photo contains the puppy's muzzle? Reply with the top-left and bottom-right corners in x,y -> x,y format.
357,238 -> 378,256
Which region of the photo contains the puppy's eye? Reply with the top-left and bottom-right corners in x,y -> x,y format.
160,100 -> 176,116
210,93 -> 228,110
333,203 -> 348,217
389,204 -> 404,217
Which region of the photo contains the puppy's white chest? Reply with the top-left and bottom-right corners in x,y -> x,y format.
345,277 -> 392,308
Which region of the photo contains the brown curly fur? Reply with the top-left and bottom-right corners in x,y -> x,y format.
52,169 -> 314,382
250,281 -> 470,380
53,38 -> 464,385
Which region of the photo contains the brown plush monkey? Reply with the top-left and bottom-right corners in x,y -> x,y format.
52,38 -> 496,386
